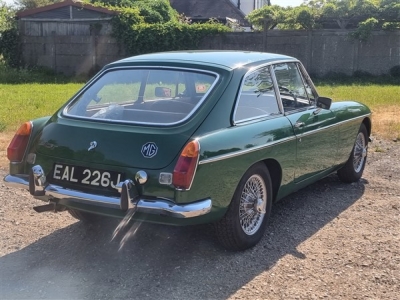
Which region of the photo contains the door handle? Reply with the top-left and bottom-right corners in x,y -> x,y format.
294,121 -> 305,128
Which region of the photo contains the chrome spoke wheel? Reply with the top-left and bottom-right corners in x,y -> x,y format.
353,132 -> 367,173
239,174 -> 267,236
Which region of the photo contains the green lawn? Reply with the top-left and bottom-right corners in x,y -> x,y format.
1,82 -> 399,139
317,84 -> 400,107
317,84 -> 400,139
0,83 -> 83,132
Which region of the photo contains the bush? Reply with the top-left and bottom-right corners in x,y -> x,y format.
1,28 -> 22,68
382,22 -> 400,31
389,65 -> 400,78
353,70 -> 373,78
111,6 -> 230,56
350,18 -> 379,41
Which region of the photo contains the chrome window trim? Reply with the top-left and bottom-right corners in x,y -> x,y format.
199,114 -> 370,165
294,62 -> 313,106
269,65 -> 284,114
297,62 -> 320,100
62,66 -> 220,127
232,59 -> 299,126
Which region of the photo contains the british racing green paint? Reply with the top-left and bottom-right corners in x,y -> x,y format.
6,51 -> 372,226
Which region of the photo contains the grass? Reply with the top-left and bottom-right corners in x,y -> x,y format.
317,84 -> 400,140
0,64 -> 399,167
0,83 -> 84,132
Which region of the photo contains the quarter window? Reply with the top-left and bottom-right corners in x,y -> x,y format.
234,66 -> 280,122
272,63 -> 313,112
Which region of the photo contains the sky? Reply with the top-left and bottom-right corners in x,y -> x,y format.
2,0 -> 14,5
2,0 -> 305,8
275,0 -> 305,7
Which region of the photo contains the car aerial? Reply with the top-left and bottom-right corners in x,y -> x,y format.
4,51 -> 371,251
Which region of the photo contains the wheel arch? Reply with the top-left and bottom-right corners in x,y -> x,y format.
362,117 -> 372,137
261,158 -> 282,203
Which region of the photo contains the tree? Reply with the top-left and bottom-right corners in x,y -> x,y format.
94,0 -> 178,23
295,6 -> 320,29
246,5 -> 286,30
130,0 -> 178,23
380,0 -> 400,21
15,0 -> 62,9
0,0 -> 15,32
0,0 -> 20,67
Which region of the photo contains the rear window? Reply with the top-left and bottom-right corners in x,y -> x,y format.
65,68 -> 218,125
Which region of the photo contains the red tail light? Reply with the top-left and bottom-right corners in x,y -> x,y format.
173,140 -> 200,189
7,122 -> 32,162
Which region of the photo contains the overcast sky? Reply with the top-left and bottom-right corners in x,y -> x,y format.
2,0 -> 305,8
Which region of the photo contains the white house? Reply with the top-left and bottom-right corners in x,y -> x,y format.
230,0 -> 269,15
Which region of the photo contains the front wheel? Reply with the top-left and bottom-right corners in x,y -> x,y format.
337,123 -> 369,183
215,163 -> 272,251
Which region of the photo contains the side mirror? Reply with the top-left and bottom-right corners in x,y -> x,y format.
155,87 -> 172,98
316,96 -> 332,110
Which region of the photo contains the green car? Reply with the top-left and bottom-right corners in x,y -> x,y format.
4,51 -> 371,251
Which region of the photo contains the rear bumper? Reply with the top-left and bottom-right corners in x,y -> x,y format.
3,173 -> 212,219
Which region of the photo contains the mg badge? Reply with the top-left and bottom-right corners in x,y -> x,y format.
141,142 -> 158,158
88,141 -> 97,151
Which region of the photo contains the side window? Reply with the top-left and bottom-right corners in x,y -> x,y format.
272,63 -> 312,112
234,66 -> 280,122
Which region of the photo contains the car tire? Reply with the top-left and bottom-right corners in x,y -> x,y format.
215,163 -> 272,251
337,123 -> 369,183
68,209 -> 104,223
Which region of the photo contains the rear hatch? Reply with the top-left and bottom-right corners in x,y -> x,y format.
34,67 -> 223,170
34,119 -> 192,170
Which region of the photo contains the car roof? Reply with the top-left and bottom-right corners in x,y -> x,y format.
109,50 -> 296,70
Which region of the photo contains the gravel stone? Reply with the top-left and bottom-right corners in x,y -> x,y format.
0,136 -> 399,299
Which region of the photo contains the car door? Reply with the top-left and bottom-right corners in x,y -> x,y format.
272,62 -> 338,183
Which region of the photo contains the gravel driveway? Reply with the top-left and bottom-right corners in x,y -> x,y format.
1,137 -> 399,299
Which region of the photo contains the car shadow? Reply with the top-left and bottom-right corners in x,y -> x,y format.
0,174 -> 366,299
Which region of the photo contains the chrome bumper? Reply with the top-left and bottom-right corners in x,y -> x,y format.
3,172 -> 212,219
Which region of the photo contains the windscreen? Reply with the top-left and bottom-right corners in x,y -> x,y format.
65,68 -> 217,125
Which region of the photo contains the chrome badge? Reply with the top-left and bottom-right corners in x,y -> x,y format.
141,142 -> 158,158
88,141 -> 97,151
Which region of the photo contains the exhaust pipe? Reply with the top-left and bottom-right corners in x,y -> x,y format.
33,203 -> 55,213
33,202 -> 66,213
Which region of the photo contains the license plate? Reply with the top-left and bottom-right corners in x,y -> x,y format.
51,163 -> 124,192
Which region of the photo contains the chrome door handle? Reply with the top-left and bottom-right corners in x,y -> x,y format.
294,121 -> 305,128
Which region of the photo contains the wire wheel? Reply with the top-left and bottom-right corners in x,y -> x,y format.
239,174 -> 267,236
353,131 -> 367,173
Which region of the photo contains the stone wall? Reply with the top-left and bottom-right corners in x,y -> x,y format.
19,23 -> 400,77
198,30 -> 400,76
19,20 -> 125,76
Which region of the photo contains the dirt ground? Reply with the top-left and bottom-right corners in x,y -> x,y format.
0,136 -> 399,299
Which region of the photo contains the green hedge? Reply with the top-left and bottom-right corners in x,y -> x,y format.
113,20 -> 230,55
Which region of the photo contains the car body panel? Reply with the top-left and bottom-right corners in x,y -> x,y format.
285,107 -> 338,182
3,51 -> 372,228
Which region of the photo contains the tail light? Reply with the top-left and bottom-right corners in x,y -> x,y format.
7,121 -> 32,162
173,140 -> 200,190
